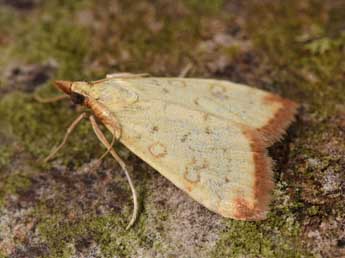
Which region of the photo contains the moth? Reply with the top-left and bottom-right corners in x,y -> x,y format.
42,73 -> 298,228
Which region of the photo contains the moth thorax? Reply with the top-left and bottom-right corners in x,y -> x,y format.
99,84 -> 138,106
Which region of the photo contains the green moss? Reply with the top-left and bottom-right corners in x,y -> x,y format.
0,92 -> 104,166
212,196 -> 311,257
0,144 -> 13,169
306,206 -> 320,216
246,0 -> 345,115
0,0 -> 92,81
74,0 -> 232,75
240,5 -> 345,254
35,205 -> 150,258
29,166 -> 168,257
0,116 -> 15,168
184,0 -> 224,13
16,20 -> 89,79
0,172 -> 32,207
223,45 -> 242,59
0,0 -> 99,169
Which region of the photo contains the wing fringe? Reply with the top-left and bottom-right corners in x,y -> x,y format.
233,126 -> 274,220
258,94 -> 299,146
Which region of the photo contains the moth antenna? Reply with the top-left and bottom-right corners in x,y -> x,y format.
89,115 -> 138,230
34,93 -> 69,103
105,73 -> 150,79
91,73 -> 150,85
179,63 -> 193,78
44,112 -> 86,162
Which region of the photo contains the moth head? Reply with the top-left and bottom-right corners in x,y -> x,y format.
54,80 -> 91,105
54,79 -> 138,108
55,80 -> 73,95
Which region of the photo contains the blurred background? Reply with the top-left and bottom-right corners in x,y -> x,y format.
0,1 -> 344,257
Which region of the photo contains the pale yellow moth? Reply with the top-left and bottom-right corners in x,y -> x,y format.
45,73 -> 298,227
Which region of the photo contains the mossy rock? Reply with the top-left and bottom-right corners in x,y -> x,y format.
0,1 -> 344,257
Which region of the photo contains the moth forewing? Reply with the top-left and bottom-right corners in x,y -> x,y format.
55,75 -> 298,221
90,77 -> 298,146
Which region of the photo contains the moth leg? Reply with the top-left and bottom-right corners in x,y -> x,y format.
96,130 -> 117,163
97,115 -> 122,164
34,93 -> 69,103
85,97 -> 122,139
89,115 -> 139,230
85,98 -> 122,165
44,112 -> 87,162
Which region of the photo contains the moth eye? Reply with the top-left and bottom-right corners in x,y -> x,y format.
71,92 -> 85,105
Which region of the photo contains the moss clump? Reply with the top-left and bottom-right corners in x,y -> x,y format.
36,206 -> 150,258
0,173 -> 32,207
246,0 -> 345,115
0,130 -> 14,168
30,161 -> 153,258
0,145 -> 12,168
0,0 -> 92,79
0,92 -> 103,166
0,0 -> 100,165
212,222 -> 299,258
184,0 -> 224,13
242,1 -> 345,256
211,182 -> 311,258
